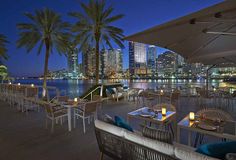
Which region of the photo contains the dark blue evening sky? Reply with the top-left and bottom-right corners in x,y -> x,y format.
0,0 -> 223,77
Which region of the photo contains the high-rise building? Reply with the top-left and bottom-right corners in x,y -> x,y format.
101,49 -> 123,78
129,41 -> 147,77
82,48 -> 96,78
67,48 -> 78,79
82,48 -> 123,78
156,51 -> 177,77
147,45 -> 157,76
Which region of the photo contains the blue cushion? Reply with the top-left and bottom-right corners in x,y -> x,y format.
123,86 -> 128,89
114,116 -> 133,132
196,141 -> 236,159
107,87 -> 115,94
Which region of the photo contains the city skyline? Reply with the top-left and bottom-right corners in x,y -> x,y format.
0,0 -> 223,77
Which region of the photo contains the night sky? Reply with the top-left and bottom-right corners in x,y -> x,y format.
0,0 -> 223,77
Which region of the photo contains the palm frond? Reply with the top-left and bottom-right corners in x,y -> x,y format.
70,0 -> 125,50
17,8 -> 72,55
0,34 -> 9,60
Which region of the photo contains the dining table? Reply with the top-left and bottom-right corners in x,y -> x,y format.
127,107 -> 176,129
61,100 -> 85,132
177,114 -> 236,146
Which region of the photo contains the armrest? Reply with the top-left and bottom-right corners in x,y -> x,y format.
226,153 -> 236,160
173,142 -> 195,151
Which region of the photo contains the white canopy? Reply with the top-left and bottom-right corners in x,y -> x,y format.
125,0 -> 236,66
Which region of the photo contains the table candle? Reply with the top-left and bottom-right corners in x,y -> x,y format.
17,83 -> 20,86
161,89 -> 164,93
189,112 -> 195,121
162,107 -> 166,116
31,84 -> 34,87
74,98 -> 78,102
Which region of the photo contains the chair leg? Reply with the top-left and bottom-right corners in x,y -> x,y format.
74,115 -> 76,128
194,133 -> 200,148
51,119 -> 54,133
45,118 -> 48,129
60,117 -> 63,125
169,123 -> 174,139
83,117 -> 86,133
199,134 -> 204,144
100,152 -> 104,160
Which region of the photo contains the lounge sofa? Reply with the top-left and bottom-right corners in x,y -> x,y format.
95,119 -> 219,160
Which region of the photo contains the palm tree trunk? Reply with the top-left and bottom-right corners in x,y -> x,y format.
95,34 -> 100,84
42,40 -> 50,98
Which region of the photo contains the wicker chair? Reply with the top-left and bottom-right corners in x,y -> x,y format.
194,108 -> 234,147
44,102 -> 68,133
196,108 -> 233,121
74,101 -> 99,133
152,103 -> 176,137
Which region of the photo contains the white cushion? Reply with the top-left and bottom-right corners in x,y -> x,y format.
117,93 -> 123,98
112,88 -> 117,93
95,120 -> 125,137
174,144 -> 220,160
124,130 -> 175,156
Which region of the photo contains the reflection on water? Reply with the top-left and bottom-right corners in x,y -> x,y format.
13,79 -> 232,97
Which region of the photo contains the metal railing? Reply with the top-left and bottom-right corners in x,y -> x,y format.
82,85 -> 103,100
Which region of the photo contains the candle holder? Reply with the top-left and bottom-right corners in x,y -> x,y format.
74,98 -> 78,102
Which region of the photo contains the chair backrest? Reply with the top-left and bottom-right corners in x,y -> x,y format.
197,108 -> 233,121
171,92 -> 180,101
198,89 -> 207,97
44,103 -> 54,117
139,90 -> 148,97
153,103 -> 176,112
26,87 -> 38,98
57,96 -> 69,102
117,86 -> 123,92
92,95 -> 102,101
84,101 -> 98,114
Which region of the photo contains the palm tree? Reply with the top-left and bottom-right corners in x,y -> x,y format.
0,34 -> 8,62
70,0 -> 125,84
17,8 -> 71,97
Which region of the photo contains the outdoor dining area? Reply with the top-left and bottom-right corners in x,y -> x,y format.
94,84 -> 236,160
94,1 -> 236,159
0,83 -> 102,133
1,1 -> 236,159
1,81 -> 236,160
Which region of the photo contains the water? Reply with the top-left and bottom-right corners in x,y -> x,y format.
12,79 -> 228,97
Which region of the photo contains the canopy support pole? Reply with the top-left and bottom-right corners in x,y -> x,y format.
206,64 -> 217,97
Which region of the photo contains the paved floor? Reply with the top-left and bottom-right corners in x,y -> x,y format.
0,97 -> 235,160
